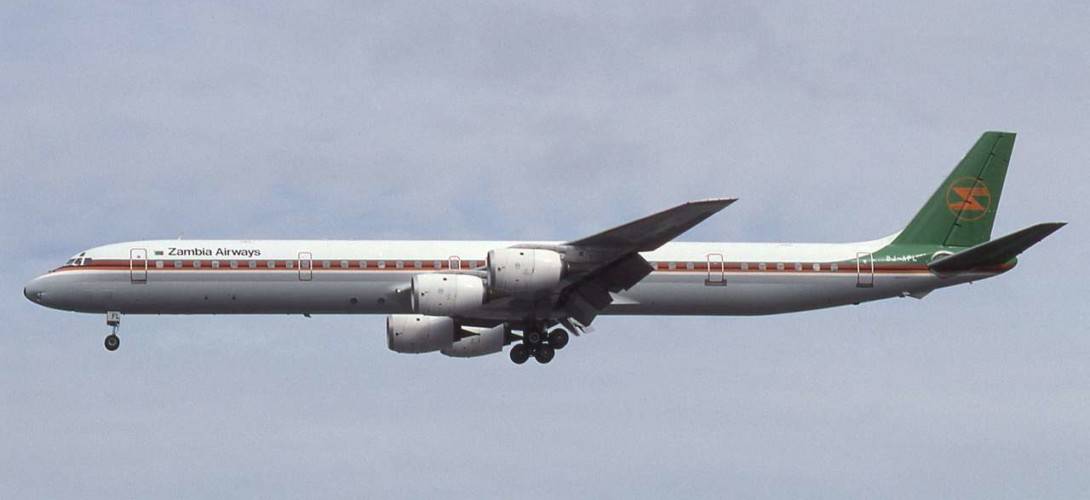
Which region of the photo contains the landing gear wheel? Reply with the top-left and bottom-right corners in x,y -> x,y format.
510,344 -> 530,364
548,329 -> 569,350
524,329 -> 543,345
104,334 -> 120,352
533,345 -> 555,364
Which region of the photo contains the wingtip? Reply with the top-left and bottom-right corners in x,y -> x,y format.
689,197 -> 738,207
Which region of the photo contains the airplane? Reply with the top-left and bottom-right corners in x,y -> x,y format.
23,131 -> 1065,365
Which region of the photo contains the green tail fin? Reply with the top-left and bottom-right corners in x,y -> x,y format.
893,131 -> 1015,247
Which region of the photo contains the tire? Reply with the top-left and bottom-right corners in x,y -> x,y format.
524,330 -> 542,345
510,344 -> 530,364
533,345 -> 555,364
104,334 -> 120,352
547,330 -> 569,350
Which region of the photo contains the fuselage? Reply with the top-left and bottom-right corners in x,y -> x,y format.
23,236 -> 1008,319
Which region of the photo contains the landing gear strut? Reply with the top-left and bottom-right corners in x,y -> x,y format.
104,311 -> 121,352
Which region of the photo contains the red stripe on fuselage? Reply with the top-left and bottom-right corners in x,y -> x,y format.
51,258 -> 1013,275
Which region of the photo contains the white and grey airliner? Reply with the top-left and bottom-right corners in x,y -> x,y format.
24,132 -> 1064,364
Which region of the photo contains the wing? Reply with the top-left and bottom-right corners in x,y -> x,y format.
567,198 -> 737,251
517,198 -> 736,330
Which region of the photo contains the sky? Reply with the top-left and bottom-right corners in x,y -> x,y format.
1,1 -> 1088,498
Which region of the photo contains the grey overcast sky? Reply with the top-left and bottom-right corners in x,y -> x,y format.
2,2 -> 1088,498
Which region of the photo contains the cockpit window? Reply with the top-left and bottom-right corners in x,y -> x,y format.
65,254 -> 94,267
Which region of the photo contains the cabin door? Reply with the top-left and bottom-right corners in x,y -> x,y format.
130,248 -> 148,283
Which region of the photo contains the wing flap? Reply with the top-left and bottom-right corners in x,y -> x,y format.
597,254 -> 654,292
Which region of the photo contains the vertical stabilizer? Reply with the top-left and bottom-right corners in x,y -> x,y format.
893,131 -> 1015,247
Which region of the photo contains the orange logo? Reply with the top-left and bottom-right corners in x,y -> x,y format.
946,177 -> 991,221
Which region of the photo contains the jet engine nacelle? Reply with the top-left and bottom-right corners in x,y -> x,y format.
411,273 -> 487,316
487,248 -> 564,296
387,314 -> 455,354
441,324 -> 507,358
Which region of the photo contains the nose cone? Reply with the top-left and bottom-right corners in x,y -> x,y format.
24,276 -> 45,304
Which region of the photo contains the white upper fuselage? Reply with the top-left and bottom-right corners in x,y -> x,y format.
23,235 -> 1000,320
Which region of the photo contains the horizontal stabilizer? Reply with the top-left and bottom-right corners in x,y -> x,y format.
929,222 -> 1066,273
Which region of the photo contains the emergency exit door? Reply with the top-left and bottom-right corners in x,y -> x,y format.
298,252 -> 313,281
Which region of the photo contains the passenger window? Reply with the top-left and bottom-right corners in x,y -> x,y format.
831,263 -> 839,272
396,261 -> 404,269
758,263 -> 767,271
174,260 -> 183,268
378,261 -> 386,269
322,260 -> 331,269
668,262 -> 676,270
193,261 -> 202,269
286,260 -> 294,269
155,260 -> 164,268
434,260 -> 442,269
813,263 -> 821,271
212,261 -> 221,269
741,263 -> 749,271
686,262 -> 694,270
340,260 -> 349,269
267,260 -> 276,268
249,260 -> 257,269
776,263 -> 785,271
794,263 -> 802,271
414,260 -> 422,269
229,260 -> 238,269
359,260 -> 368,269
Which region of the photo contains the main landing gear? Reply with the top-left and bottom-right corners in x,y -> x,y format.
509,327 -> 569,365
104,311 -> 121,352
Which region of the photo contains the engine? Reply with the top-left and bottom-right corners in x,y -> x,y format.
487,248 -> 564,296
387,315 -> 508,358
386,314 -> 455,353
441,324 -> 507,358
411,273 -> 487,316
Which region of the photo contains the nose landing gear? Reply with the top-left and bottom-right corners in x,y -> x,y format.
104,311 -> 121,352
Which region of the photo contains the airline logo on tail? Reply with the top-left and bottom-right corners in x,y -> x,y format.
946,177 -> 991,221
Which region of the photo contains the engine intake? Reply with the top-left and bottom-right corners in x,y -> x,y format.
487,248 -> 564,296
